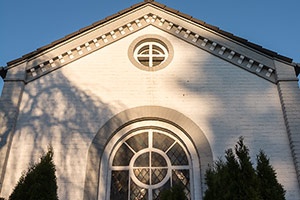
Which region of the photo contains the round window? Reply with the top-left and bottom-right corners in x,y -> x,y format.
134,41 -> 168,67
128,35 -> 174,71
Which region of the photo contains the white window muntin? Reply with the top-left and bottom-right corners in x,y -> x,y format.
134,41 -> 169,67
109,129 -> 191,200
110,129 -> 191,190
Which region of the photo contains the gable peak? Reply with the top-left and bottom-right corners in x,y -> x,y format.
6,0 -> 293,69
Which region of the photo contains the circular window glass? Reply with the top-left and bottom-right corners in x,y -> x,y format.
132,150 -> 169,187
128,35 -> 174,71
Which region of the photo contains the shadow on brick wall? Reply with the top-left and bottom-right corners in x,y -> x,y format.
0,58 -> 122,199
176,47 -> 297,199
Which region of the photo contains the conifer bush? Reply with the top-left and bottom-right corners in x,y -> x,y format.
257,150 -> 285,200
160,184 -> 186,200
9,146 -> 58,200
204,137 -> 285,200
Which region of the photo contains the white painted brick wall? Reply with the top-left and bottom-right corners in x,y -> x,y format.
1,26 -> 299,199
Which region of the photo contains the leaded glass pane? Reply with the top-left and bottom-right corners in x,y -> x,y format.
172,170 -> 190,200
134,168 -> 150,184
110,129 -> 193,200
138,45 -> 150,55
113,143 -> 134,166
134,152 -> 149,167
151,152 -> 167,167
126,132 -> 148,152
153,45 -> 164,55
110,170 -> 129,200
153,132 -> 174,152
130,179 -> 148,200
151,169 -> 167,185
167,143 -> 188,165
138,58 -> 150,67
152,180 -> 170,200
153,58 -> 165,67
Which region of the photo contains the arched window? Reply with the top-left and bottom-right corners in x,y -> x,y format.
109,128 -> 191,200
88,107 -> 213,200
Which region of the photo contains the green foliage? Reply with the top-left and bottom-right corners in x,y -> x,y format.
204,137 -> 285,200
9,146 -> 58,200
257,150 -> 285,200
160,184 -> 186,200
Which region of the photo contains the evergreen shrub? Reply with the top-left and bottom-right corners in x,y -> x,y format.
161,184 -> 186,200
9,146 -> 58,200
204,137 -> 285,200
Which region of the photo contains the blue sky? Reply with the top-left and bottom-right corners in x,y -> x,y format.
0,0 -> 299,95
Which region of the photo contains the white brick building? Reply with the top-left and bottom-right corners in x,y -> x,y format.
1,1 -> 300,199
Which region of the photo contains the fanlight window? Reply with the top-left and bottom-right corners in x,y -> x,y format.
134,42 -> 168,67
109,129 -> 191,200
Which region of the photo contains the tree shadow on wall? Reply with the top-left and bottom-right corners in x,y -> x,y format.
175,46 -> 296,199
0,60 -> 124,199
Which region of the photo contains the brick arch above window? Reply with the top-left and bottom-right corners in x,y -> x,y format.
83,106 -> 213,200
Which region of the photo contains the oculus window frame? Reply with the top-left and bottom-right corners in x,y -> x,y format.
128,34 -> 174,72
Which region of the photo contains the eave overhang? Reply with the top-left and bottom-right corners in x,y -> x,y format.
4,0 -> 298,83
296,64 -> 300,77
6,0 -> 294,67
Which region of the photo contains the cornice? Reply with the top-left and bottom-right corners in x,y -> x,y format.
6,0 -> 293,67
24,13 -> 277,83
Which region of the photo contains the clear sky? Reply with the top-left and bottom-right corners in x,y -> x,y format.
0,0 -> 299,95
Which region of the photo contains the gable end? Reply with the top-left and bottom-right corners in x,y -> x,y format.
23,12 -> 277,83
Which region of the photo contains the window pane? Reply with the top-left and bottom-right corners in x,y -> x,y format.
138,58 -> 149,67
152,49 -> 161,55
152,45 -> 164,55
134,152 -> 149,167
152,58 -> 165,67
172,170 -> 190,200
153,132 -> 174,152
138,45 -> 149,54
110,170 -> 129,200
126,132 -> 148,152
151,168 -> 167,185
151,152 -> 167,167
134,169 -> 150,184
167,143 -> 188,165
113,143 -> 134,166
130,179 -> 148,200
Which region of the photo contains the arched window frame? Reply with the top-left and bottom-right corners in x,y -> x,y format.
98,120 -> 202,200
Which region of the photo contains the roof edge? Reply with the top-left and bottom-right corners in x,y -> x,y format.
0,67 -> 8,79
295,63 -> 300,77
6,0 -> 293,66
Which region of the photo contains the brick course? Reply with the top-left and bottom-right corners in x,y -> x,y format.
0,26 -> 299,200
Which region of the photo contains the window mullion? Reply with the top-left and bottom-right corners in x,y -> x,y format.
124,141 -> 136,154
152,55 -> 166,57
137,55 -> 150,57
165,141 -> 176,153
149,44 -> 153,67
128,175 -> 131,200
149,131 -> 152,186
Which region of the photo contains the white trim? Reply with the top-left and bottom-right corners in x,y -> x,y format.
134,41 -> 168,67
128,148 -> 171,189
